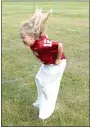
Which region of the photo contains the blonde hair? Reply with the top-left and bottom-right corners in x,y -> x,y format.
20,9 -> 52,39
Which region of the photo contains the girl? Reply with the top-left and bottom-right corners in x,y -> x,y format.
20,9 -> 66,120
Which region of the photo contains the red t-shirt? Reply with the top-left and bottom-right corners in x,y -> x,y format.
30,34 -> 66,64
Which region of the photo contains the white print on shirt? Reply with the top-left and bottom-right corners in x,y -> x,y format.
33,51 -> 39,57
43,39 -> 52,47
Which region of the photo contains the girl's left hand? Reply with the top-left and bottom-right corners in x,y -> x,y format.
55,59 -> 61,64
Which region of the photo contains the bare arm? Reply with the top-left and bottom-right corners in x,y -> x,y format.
55,43 -> 63,64
42,10 -> 52,23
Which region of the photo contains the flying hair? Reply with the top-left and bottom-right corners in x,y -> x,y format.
20,9 -> 52,39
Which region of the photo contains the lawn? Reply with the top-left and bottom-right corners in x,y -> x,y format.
2,1 -> 89,126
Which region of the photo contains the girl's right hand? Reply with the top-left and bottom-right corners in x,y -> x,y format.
55,59 -> 61,65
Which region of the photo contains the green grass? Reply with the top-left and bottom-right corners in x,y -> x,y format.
2,2 -> 89,126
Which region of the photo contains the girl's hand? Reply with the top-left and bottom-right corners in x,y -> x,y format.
55,59 -> 61,64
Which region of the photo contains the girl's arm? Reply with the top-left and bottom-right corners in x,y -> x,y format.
40,32 -> 49,39
55,43 -> 63,64
42,10 -> 52,23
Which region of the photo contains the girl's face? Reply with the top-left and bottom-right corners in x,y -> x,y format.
21,35 -> 35,46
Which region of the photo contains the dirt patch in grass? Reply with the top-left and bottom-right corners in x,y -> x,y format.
72,20 -> 89,27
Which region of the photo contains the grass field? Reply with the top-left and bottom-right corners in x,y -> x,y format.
2,2 -> 89,126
